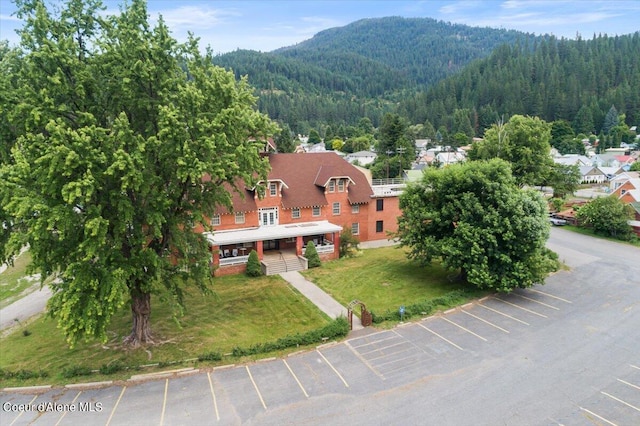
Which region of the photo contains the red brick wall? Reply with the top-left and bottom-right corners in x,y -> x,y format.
366,196 -> 401,240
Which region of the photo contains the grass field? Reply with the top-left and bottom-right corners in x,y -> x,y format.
302,246 -> 476,315
0,274 -> 330,387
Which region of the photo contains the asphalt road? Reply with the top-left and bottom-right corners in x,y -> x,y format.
1,228 -> 639,425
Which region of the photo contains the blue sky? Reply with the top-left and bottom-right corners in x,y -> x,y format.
1,1 -> 639,54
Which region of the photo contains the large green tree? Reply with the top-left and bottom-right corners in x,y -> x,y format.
468,115 -> 554,187
396,159 -> 557,292
0,0 -> 275,347
576,196 -> 635,241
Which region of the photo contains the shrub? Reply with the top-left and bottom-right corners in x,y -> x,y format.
99,361 -> 125,375
371,290 -> 472,323
62,365 -> 93,379
197,351 -> 222,362
245,250 -> 262,277
305,241 -> 321,268
339,226 -> 360,258
231,317 -> 349,357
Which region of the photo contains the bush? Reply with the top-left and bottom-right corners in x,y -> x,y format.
339,226 -> 360,258
245,250 -> 262,277
62,365 -> 93,379
197,351 -> 223,362
305,241 -> 321,268
99,360 -> 125,375
231,317 -> 349,357
371,290 -> 472,323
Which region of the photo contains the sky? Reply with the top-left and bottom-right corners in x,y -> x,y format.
1,1 -> 639,54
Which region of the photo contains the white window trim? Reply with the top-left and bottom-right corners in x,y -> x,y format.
338,179 -> 345,192
351,222 -> 359,236
328,180 -> 335,192
351,204 -> 359,214
235,211 -> 245,224
269,182 -> 277,196
332,202 -> 341,215
211,214 -> 221,226
312,206 -> 321,217
292,207 -> 301,219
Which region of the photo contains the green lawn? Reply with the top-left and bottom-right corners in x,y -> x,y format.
0,274 -> 330,387
302,246 -> 477,315
0,250 -> 39,309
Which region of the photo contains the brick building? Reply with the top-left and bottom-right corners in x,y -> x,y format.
202,152 -> 402,275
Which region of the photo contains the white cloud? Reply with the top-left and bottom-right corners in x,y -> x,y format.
151,5 -> 241,30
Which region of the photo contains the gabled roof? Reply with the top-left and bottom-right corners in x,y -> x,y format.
269,152 -> 373,208
212,153 -> 375,214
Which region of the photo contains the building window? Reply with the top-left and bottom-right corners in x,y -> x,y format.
235,211 -> 245,224
376,199 -> 384,211
328,180 -> 335,192
338,179 -> 345,192
269,182 -> 277,196
351,223 -> 359,235
332,202 -> 341,215
259,207 -> 279,226
376,220 -> 383,232
292,207 -> 301,219
312,206 -> 321,217
351,204 -> 359,214
210,214 -> 221,226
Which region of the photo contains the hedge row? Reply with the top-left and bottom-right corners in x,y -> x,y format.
371,289 -> 472,323
232,317 -> 349,357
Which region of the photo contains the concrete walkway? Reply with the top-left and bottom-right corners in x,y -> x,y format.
279,271 -> 363,330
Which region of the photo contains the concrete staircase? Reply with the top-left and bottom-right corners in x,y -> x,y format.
261,252 -> 307,275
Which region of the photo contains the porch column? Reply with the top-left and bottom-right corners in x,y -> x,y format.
210,245 -> 220,275
256,240 -> 264,260
333,231 -> 340,259
296,235 -> 303,256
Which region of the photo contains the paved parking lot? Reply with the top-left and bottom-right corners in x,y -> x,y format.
2,229 -> 639,425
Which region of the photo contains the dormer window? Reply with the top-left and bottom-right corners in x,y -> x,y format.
328,180 -> 335,192
269,182 -> 277,196
338,179 -> 345,192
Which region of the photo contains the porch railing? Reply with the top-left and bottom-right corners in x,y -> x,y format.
303,243 -> 334,255
219,255 -> 249,266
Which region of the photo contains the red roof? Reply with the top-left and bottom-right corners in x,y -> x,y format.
216,152 -> 374,214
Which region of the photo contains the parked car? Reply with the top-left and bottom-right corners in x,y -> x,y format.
549,216 -> 567,226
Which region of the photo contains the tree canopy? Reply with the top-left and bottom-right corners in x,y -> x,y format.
468,115 -> 554,187
0,0 -> 276,347
576,197 -> 635,241
396,159 -> 557,292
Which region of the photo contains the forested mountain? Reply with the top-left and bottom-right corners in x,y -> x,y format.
213,17 -> 536,133
399,33 -> 640,138
212,17 -> 639,138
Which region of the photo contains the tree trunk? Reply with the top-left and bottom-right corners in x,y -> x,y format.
123,291 -> 154,347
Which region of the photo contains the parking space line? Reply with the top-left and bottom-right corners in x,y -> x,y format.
245,366 -> 267,410
601,391 -> 640,412
106,386 -> 127,426
462,310 -> 510,333
283,359 -> 310,397
631,364 -> 640,370
159,379 -> 168,425
344,341 -> 385,380
511,293 -> 560,310
579,407 -> 617,426
317,350 -> 349,388
617,378 -> 640,391
9,395 -> 36,426
349,334 -> 400,350
364,345 -> 413,363
417,322 -> 463,351
359,340 -> 410,357
477,303 -> 530,325
440,317 -> 488,341
528,288 -> 572,304
493,297 -> 548,318
54,391 -> 81,426
207,372 -> 220,421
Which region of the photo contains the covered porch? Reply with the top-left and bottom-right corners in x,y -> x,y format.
205,221 -> 342,275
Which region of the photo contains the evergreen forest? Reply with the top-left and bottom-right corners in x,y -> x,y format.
211,17 -> 640,141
